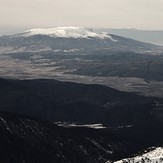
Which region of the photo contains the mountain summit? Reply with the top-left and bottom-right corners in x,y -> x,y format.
18,27 -> 113,40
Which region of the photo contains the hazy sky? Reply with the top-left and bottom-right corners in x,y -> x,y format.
0,0 -> 163,34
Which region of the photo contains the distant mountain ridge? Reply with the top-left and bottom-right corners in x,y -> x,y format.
0,27 -> 161,54
96,28 -> 163,46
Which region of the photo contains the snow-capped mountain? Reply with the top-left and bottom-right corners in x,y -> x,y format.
112,147 -> 163,163
18,27 -> 114,40
0,27 -> 161,54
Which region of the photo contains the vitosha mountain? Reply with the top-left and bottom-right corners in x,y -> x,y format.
0,27 -> 161,54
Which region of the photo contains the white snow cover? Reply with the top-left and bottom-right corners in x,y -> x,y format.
19,27 -> 116,40
111,147 -> 163,163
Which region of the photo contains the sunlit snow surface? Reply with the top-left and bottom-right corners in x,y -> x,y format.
18,27 -> 117,41
109,147 -> 163,163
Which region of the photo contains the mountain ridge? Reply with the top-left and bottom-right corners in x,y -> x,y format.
0,77 -> 163,127
0,27 -> 160,53
0,111 -> 151,163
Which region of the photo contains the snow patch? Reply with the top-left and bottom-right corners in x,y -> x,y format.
54,122 -> 106,129
112,147 -> 163,163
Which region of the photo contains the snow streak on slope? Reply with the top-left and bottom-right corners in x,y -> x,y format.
54,122 -> 106,129
18,27 -> 117,41
111,147 -> 163,163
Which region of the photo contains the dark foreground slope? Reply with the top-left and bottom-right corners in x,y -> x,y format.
0,78 -> 163,126
0,112 -> 151,163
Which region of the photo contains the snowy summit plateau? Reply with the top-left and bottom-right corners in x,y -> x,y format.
18,27 -> 112,39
